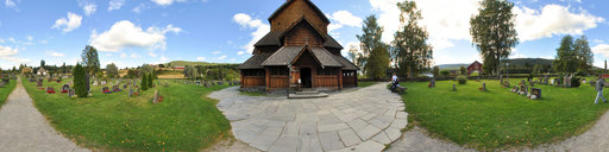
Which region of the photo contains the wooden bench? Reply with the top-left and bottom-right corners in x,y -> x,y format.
391,85 -> 407,94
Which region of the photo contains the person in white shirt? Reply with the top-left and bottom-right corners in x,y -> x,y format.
391,73 -> 399,90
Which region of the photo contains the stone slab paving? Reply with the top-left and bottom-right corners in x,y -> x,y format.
0,77 -> 90,152
210,83 -> 406,152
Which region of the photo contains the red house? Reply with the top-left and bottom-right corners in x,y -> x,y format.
467,61 -> 483,75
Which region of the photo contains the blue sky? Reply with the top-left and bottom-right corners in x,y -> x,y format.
1,0 -> 609,69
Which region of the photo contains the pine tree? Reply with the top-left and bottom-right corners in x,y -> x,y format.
141,74 -> 148,91
148,73 -> 153,88
73,63 -> 88,98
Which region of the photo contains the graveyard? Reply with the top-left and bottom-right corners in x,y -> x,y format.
397,79 -> 609,150
0,76 -> 17,107
20,76 -> 235,151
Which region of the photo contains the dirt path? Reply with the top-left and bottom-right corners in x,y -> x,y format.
0,77 -> 89,152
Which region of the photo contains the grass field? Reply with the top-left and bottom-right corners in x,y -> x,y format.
22,78 -> 231,151
400,79 -> 609,150
0,79 -> 17,107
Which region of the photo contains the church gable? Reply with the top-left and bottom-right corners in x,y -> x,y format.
283,20 -> 324,47
269,0 -> 329,34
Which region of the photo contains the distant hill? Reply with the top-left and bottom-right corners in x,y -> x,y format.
505,58 -> 554,67
436,64 -> 469,70
162,61 -> 237,67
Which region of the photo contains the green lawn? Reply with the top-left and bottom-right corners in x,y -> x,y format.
0,79 -> 17,107
400,79 -> 609,150
22,78 -> 231,151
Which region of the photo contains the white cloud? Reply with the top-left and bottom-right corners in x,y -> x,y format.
132,3 -> 149,13
5,0 -> 16,8
52,12 -> 83,32
196,56 -> 206,61
160,56 -> 169,62
46,50 -> 65,57
26,35 -> 33,41
151,0 -> 186,6
217,55 -> 227,60
89,20 -> 182,52
0,38 -> 4,43
0,45 -> 18,57
83,3 -> 97,16
233,13 -> 270,55
120,53 -> 127,58
211,51 -> 221,55
148,51 -> 157,57
0,45 -> 30,67
369,0 -> 481,50
593,44 -> 609,58
514,4 -> 605,41
237,51 -> 245,55
509,49 -> 527,59
328,10 -> 363,33
130,53 -> 140,58
108,0 -> 125,11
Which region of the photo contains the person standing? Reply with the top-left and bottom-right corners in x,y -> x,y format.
595,75 -> 607,104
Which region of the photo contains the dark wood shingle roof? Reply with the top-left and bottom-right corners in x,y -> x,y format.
261,46 -> 306,66
268,0 -> 330,23
238,52 -> 273,69
310,47 -> 342,68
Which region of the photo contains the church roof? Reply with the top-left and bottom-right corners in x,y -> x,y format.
268,0 -> 330,23
254,18 -> 343,49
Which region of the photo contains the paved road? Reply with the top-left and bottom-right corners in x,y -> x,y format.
210,83 -> 406,152
0,77 -> 89,152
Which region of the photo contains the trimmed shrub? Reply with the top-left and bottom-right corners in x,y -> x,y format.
73,64 -> 89,98
141,74 -> 148,91
456,75 -> 467,85
571,77 -> 581,88
148,73 -> 153,88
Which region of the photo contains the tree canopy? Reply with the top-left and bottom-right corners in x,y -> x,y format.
81,45 -> 100,76
470,0 -> 518,75
106,63 -> 119,78
357,15 -> 384,75
394,1 -> 433,78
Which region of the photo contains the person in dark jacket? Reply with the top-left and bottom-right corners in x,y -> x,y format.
595,75 -> 607,104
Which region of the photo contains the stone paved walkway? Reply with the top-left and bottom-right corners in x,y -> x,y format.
0,77 -> 89,152
210,83 -> 406,152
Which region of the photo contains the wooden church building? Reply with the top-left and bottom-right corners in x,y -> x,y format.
238,0 -> 358,90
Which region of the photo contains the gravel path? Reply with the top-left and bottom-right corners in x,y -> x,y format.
386,127 -> 475,152
210,83 -> 406,152
0,77 -> 89,152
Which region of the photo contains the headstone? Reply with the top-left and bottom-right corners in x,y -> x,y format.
37,79 -> 43,87
531,88 -> 542,99
195,80 -> 201,86
123,84 -> 128,89
480,83 -> 487,91
218,81 -> 224,85
102,87 -> 111,94
62,84 -> 70,93
0,82 -> 5,88
429,79 -> 436,88
46,87 -> 56,94
152,90 -> 160,104
129,88 -> 134,97
101,81 -> 107,85
68,89 -> 75,97
452,84 -> 457,91
112,85 -> 121,92
204,82 -> 210,88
